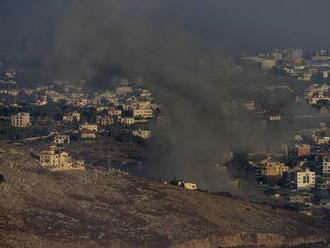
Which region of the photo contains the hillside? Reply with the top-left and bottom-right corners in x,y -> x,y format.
0,142 -> 329,248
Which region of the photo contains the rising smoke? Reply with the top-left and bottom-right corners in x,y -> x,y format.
2,0 -> 330,191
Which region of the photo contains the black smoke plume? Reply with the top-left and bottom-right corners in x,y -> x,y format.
1,0 -> 329,191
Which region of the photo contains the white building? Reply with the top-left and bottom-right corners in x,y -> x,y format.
40,145 -> 84,171
269,115 -> 282,121
132,129 -> 152,139
314,136 -> 330,145
295,169 -> 315,189
183,182 -> 198,190
96,115 -> 114,126
108,109 -> 122,117
63,111 -> 81,123
11,112 -> 31,127
54,134 -> 71,145
135,101 -> 152,109
116,86 -> 133,95
323,157 -> 330,175
120,118 -> 135,125
133,109 -> 153,119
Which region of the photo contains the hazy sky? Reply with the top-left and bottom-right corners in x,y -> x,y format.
1,0 -> 330,59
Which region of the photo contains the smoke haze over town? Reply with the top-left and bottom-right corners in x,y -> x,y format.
1,0 -> 330,191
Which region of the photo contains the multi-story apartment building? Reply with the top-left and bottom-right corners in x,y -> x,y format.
116,86 -> 133,95
108,109 -> 122,117
63,111 -> 81,123
295,169 -> 316,190
323,157 -> 330,175
96,115 -> 114,126
53,134 -> 71,145
133,109 -> 153,119
261,162 -> 289,177
79,123 -> 98,132
40,145 -> 84,170
120,117 -> 135,125
11,112 -> 31,127
296,144 -> 311,157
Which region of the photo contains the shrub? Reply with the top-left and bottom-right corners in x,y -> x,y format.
0,174 -> 5,183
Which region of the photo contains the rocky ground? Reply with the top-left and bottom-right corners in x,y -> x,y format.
0,141 -> 330,248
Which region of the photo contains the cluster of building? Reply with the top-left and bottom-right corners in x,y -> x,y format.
0,66 -> 157,171
304,84 -> 330,111
3,49 -> 330,213
241,48 -> 330,83
230,122 -> 330,213
242,144 -> 315,188
225,50 -> 330,213
1,79 -> 156,140
95,85 -> 157,127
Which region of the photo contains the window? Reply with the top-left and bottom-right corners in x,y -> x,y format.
303,176 -> 309,184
